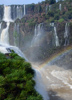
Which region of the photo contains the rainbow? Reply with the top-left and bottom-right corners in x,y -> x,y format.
39,45 -> 72,68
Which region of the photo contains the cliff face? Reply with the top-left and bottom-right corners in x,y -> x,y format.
3,0 -> 72,63
8,19 -> 72,63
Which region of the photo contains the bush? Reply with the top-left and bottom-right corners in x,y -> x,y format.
0,53 -> 43,100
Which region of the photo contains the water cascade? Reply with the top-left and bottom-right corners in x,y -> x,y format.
24,5 -> 26,15
31,23 -> 43,47
59,4 -> 62,11
3,5 -> 13,22
54,26 -> 60,46
10,5 -> 26,20
64,23 -> 69,46
12,6 -> 16,20
34,68 -> 49,100
1,22 -> 10,44
50,22 -> 54,27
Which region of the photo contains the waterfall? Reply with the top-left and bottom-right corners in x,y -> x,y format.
59,4 -> 62,11
49,5 -> 51,11
31,23 -> 43,47
16,6 -> 24,19
13,6 -> 16,20
54,27 -> 60,46
64,23 -> 69,46
34,69 -> 49,100
50,23 -> 54,27
17,6 -> 20,19
1,22 -> 10,44
24,5 -> 26,15
20,6 -> 23,19
3,5 -> 13,22
64,23 -> 68,38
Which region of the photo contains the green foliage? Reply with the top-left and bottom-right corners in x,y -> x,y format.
0,53 -> 43,100
58,18 -> 64,23
48,11 -> 54,17
45,0 -> 56,4
49,0 -> 56,4
27,18 -> 36,27
13,31 -> 18,38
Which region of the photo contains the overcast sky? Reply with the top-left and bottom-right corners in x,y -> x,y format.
0,0 -> 44,5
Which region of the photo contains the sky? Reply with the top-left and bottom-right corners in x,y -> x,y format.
0,0 -> 44,5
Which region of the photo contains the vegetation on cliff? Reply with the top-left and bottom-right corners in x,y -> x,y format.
0,52 -> 43,100
20,0 -> 72,26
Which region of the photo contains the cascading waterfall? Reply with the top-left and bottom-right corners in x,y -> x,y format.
50,22 -> 54,27
16,5 -> 25,19
0,5 -> 13,44
3,5 -> 13,22
31,23 -> 43,47
19,6 -> 23,19
0,5 -> 26,21
34,68 -> 50,100
17,6 -> 20,19
54,27 -> 59,46
1,22 -> 10,44
54,26 -> 60,46
64,23 -> 69,46
13,6 -> 16,20
59,4 -> 62,11
24,5 -> 26,15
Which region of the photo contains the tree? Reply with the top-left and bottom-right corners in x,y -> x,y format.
45,0 -> 56,4
49,0 -> 56,4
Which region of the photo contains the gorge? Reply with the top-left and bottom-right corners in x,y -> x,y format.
0,0 -> 72,100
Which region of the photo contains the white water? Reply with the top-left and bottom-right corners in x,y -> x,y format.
24,5 -> 26,15
1,22 -> 10,44
20,6 -> 23,19
50,23 -> 54,27
34,68 -> 49,100
59,4 -> 62,11
3,5 -> 13,22
51,70 -> 72,89
64,23 -> 69,46
54,27 -> 60,46
17,6 -> 20,19
64,23 -> 69,38
31,23 -> 43,47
